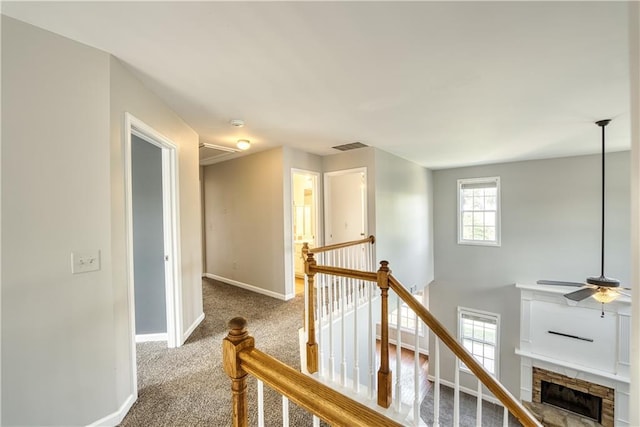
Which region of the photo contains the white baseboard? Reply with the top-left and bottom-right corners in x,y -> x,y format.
427,375 -> 502,406
87,393 -> 135,427
182,312 -> 205,343
135,333 -> 167,343
204,273 -> 288,300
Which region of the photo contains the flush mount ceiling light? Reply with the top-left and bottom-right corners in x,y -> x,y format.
236,139 -> 251,150
230,119 -> 245,127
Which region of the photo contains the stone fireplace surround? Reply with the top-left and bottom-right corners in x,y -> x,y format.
516,283 -> 631,426
532,367 -> 615,427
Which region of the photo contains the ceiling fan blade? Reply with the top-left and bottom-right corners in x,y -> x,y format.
621,287 -> 632,291
617,290 -> 631,298
537,280 -> 586,287
564,287 -> 597,301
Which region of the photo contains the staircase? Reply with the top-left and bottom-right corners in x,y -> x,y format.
223,236 -> 541,426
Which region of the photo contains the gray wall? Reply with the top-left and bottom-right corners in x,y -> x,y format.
2,16 -> 114,425
374,149 -> 434,289
431,151 -> 630,396
132,136 -> 167,334
110,56 -> 203,406
203,148 -> 288,297
1,17 -> 203,425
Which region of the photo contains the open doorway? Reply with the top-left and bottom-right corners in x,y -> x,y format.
291,170 -> 319,295
124,113 -> 183,396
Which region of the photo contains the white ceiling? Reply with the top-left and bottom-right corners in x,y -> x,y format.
2,1 -> 632,169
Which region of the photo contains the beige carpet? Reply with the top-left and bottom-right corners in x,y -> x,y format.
119,278 -> 313,426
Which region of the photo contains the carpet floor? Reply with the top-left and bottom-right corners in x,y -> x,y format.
119,278 -> 312,426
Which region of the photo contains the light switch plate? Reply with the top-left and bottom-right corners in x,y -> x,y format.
71,250 -> 101,274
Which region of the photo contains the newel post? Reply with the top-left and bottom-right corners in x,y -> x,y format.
223,317 -> 255,427
377,260 -> 392,408
303,243 -> 318,374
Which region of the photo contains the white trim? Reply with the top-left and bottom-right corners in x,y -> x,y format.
135,333 -> 168,343
86,393 -> 135,427
457,176 -> 501,247
515,348 -> 630,383
426,375 -> 503,407
290,168 -> 320,297
457,306 -> 501,379
126,114 -> 184,349
183,312 -> 205,343
124,113 -> 184,402
204,273 -> 291,300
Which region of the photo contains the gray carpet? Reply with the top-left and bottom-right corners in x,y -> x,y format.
420,383 -> 522,427
119,278 -> 313,426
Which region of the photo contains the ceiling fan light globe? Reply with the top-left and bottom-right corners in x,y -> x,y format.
591,288 -> 619,303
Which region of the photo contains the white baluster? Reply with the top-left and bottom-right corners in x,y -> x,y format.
434,338 -> 440,427
353,274 -> 360,393
503,405 -> 509,427
413,319 -> 420,426
476,379 -> 483,427
369,281 -> 376,399
395,296 -> 402,412
258,379 -> 264,427
317,272 -> 324,377
341,273 -> 347,387
282,396 -> 289,427
454,357 -> 460,427
313,415 -> 320,427
328,271 -> 335,381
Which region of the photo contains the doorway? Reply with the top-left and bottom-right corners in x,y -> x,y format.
124,113 -> 183,395
292,170 -> 319,294
324,168 -> 367,244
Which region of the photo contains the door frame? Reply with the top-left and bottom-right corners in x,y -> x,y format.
290,169 -> 320,285
124,113 -> 183,394
323,167 -> 368,244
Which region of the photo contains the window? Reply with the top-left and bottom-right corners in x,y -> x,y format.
389,291 -> 424,334
458,307 -> 499,377
457,177 -> 500,246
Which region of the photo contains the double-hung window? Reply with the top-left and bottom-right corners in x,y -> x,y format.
458,307 -> 500,377
457,177 -> 501,246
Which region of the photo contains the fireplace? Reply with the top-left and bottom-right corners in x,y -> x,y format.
541,380 -> 602,422
532,367 -> 614,427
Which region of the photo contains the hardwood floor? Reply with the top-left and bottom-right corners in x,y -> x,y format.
295,277 -> 305,295
377,341 -> 430,407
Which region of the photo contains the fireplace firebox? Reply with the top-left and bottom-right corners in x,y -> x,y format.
541,380 -> 602,422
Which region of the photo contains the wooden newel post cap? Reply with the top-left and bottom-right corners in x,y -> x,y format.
223,317 -> 254,379
379,261 -> 390,271
228,317 -> 248,340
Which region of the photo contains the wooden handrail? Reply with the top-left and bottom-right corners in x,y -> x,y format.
307,264 -> 378,282
308,235 -> 375,254
388,274 -> 542,427
223,317 -> 402,427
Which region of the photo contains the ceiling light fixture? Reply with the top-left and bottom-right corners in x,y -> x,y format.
236,139 -> 251,150
230,119 -> 245,127
592,288 -> 620,304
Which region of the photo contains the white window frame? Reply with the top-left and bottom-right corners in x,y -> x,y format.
457,176 -> 501,246
457,307 -> 500,379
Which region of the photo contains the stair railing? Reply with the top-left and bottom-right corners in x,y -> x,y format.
304,252 -> 542,426
223,316 -> 402,427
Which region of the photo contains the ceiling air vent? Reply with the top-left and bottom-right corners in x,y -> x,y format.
332,142 -> 368,151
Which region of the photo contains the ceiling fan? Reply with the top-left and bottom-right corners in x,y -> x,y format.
537,119 -> 631,314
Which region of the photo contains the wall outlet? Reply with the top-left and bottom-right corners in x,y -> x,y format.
71,250 -> 101,274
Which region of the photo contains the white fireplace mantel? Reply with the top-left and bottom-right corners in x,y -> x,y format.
516,283 -> 631,426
